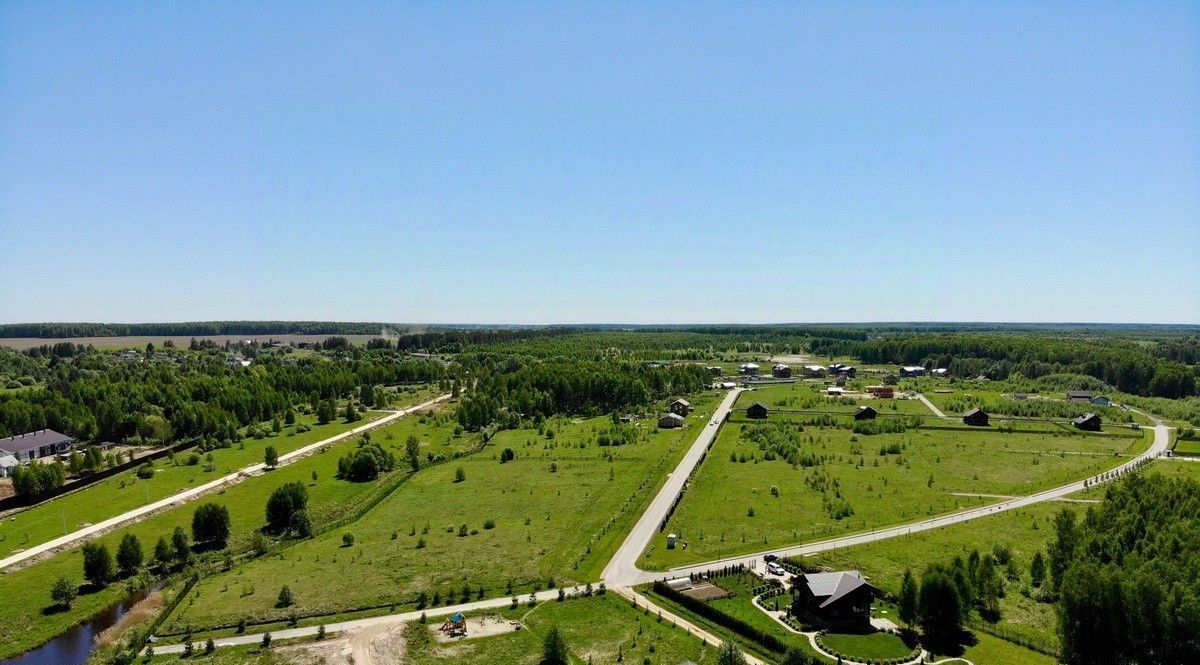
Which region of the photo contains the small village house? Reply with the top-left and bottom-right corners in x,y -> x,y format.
772,363 -> 792,378
669,399 -> 692,417
739,363 -> 760,376
853,405 -> 878,420
746,403 -> 769,419
1073,413 -> 1102,432
803,365 -> 828,378
658,413 -> 685,429
792,571 -> 878,628
900,366 -> 926,378
1066,390 -> 1093,403
962,408 -> 990,427
0,429 -> 75,466
1091,395 -> 1112,407
865,385 -> 894,399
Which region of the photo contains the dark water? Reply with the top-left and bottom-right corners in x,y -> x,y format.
1,585 -> 157,665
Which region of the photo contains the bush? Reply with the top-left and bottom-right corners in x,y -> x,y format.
265,481 -> 308,533
136,463 -> 155,479
192,503 -> 231,545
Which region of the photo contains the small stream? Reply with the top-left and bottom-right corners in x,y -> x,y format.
2,585 -> 159,665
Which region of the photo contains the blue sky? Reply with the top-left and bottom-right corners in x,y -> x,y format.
1,2 -> 1197,324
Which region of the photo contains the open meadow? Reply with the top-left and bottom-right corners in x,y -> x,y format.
641,390 -> 1146,570
160,393 -> 724,632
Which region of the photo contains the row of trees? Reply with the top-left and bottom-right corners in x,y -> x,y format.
897,548 -> 1008,648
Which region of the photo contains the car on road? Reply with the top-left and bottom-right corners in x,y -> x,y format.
766,562 -> 785,576
763,553 -> 778,562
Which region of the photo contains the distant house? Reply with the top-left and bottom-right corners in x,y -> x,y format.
718,381 -> 738,390
1066,390 -> 1093,403
772,363 -> 792,378
838,366 -> 858,378
882,373 -> 899,385
0,454 -> 18,478
900,366 -> 927,378
0,429 -> 74,465
227,356 -> 252,368
835,374 -> 848,387
826,386 -> 846,396
853,406 -> 878,420
792,571 -> 877,627
706,366 -> 723,376
658,413 -> 685,429
865,386 -> 894,399
739,363 -> 760,376
1091,395 -> 1112,407
930,368 -> 949,377
803,365 -> 828,378
746,403 -> 769,419
962,408 -> 990,427
669,399 -> 693,417
1073,413 -> 1102,432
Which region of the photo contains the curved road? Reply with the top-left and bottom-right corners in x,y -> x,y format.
0,394 -> 452,571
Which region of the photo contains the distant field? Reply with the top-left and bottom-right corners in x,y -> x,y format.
0,334 -> 385,350
163,392 -> 723,631
642,390 -> 1147,570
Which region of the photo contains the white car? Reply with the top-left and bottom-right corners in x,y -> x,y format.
766,563 -> 785,576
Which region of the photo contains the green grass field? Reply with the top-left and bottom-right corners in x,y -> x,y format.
1172,438 -> 1200,455
402,593 -> 716,665
740,381 -> 934,416
0,400 -> 461,659
820,630 -> 912,660
0,411 -> 387,559
162,393 -> 724,632
642,389 -> 1144,569
703,572 -> 816,657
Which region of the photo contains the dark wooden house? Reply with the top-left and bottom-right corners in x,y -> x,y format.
669,399 -> 693,417
962,408 -> 989,427
658,413 -> 685,429
853,405 -> 877,420
792,571 -> 877,628
1073,413 -> 1102,432
746,403 -> 769,419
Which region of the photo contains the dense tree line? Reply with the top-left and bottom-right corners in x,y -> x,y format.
0,348 -> 445,441
0,321 -> 393,338
855,334 -> 1197,398
1054,474 -> 1200,665
454,359 -> 711,431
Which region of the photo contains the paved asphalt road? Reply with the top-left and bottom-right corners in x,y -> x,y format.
0,394 -> 452,571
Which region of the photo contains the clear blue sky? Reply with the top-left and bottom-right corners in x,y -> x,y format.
2,2 -> 1197,324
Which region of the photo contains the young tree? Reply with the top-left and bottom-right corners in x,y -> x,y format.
1049,509 -> 1079,592
289,509 -> 313,538
716,642 -> 748,665
541,626 -> 569,665
82,542 -> 114,587
316,398 -> 337,425
266,481 -> 309,533
454,467 -> 466,483
1030,551 -> 1047,588
171,526 -> 191,564
918,565 -> 963,648
344,400 -> 359,422
153,537 -> 172,569
264,445 -> 279,468
277,585 -> 294,608
405,435 -> 421,471
116,533 -> 143,577
898,569 -> 918,627
192,502 -> 232,546
50,576 -> 78,609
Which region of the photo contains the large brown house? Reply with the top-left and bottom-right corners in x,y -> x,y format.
792,571 -> 877,627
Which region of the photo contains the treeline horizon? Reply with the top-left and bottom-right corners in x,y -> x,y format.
3,321 -> 1199,339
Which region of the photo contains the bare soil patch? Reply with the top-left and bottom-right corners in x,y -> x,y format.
430,615 -> 518,643
681,581 -> 733,602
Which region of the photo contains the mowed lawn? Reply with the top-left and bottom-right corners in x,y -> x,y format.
641,390 -> 1144,570
402,593 -> 716,665
804,502 -> 1076,654
821,631 -> 912,660
0,403 -> 461,660
165,393 -> 723,631
0,411 -> 387,559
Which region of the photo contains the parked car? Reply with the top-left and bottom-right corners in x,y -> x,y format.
763,553 -> 779,562
766,562 -> 785,576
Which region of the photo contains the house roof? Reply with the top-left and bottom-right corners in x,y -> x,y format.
0,454 -> 18,469
0,429 -> 74,455
661,413 -> 685,422
803,571 -> 874,608
1067,390 -> 1093,399
964,407 -> 987,418
856,405 -> 877,415
1074,413 -> 1101,424
672,399 -> 691,407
